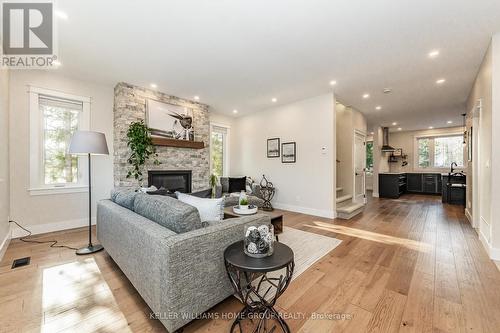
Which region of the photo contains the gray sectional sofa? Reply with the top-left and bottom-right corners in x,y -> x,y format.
215,176 -> 265,207
97,190 -> 270,332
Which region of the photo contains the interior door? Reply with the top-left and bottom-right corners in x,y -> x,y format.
354,131 -> 367,204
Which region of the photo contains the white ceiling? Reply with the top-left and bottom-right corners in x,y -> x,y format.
54,0 -> 500,131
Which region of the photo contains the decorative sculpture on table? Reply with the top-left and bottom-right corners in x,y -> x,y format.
259,174 -> 275,211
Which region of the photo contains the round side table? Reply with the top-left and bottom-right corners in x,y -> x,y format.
224,241 -> 294,333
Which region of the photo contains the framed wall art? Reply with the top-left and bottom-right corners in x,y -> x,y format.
267,138 -> 280,158
281,142 -> 296,163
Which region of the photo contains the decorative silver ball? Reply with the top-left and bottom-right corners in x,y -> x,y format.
245,226 -> 258,237
258,225 -> 269,237
263,234 -> 274,244
247,242 -> 258,254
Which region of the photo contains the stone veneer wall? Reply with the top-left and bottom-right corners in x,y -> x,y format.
113,82 -> 210,190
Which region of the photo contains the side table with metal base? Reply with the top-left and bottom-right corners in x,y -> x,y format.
224,241 -> 294,333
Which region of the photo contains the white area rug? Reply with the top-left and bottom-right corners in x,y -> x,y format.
278,227 -> 342,280
236,228 -> 342,303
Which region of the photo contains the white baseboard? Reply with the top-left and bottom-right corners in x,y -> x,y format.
465,208 -> 472,223
10,217 -> 96,239
372,192 -> 379,198
477,227 -> 500,261
0,228 -> 11,262
273,202 -> 336,219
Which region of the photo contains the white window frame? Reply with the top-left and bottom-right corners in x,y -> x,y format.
209,122 -> 230,177
413,132 -> 466,171
29,86 -> 91,195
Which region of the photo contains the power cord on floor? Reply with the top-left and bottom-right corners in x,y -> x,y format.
9,220 -> 78,251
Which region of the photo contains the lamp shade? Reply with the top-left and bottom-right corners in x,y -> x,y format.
69,131 -> 109,155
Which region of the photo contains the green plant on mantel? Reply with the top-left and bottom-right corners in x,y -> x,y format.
126,120 -> 160,184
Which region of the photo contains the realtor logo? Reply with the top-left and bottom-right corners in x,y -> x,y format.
1,1 -> 57,68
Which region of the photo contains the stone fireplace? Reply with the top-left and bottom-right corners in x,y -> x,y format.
148,170 -> 192,193
113,82 -> 210,191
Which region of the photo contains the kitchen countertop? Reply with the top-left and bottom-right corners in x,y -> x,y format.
379,172 -> 466,176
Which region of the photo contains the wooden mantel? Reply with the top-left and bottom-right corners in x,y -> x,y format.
151,137 -> 205,149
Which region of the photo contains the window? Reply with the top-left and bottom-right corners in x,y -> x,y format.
415,134 -> 464,170
210,124 -> 229,177
29,87 -> 90,195
366,141 -> 374,171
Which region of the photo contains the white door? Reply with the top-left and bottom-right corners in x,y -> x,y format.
353,131 -> 366,204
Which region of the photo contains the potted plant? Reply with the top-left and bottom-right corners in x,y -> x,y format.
209,174 -> 218,198
126,120 -> 160,186
239,191 -> 249,209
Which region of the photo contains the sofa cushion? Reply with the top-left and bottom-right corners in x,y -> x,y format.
110,188 -> 138,211
228,177 -> 246,193
133,193 -> 202,233
220,177 -> 229,193
176,192 -> 225,222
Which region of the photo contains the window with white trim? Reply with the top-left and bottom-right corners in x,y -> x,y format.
415,134 -> 465,170
210,124 -> 230,177
29,87 -> 90,195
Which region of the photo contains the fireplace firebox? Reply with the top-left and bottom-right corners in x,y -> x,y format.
148,170 -> 192,193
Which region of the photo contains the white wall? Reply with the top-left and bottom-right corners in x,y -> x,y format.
388,126 -> 465,173
0,69 -> 10,258
490,33 -> 500,253
372,126 -> 389,197
466,42 -> 492,250
9,71 -> 114,236
230,93 -> 336,218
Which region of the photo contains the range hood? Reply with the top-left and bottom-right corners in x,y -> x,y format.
381,127 -> 395,152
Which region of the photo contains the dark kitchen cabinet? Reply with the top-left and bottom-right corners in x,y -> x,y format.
407,173 -> 423,192
380,173 -> 442,198
379,174 -> 407,198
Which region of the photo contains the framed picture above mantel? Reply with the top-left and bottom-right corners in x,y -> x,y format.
146,99 -> 194,141
281,142 -> 296,163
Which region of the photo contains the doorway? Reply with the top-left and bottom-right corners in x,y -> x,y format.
353,130 -> 367,204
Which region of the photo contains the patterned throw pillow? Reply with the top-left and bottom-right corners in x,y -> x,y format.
176,192 -> 226,222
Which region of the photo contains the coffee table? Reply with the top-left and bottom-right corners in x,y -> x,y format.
223,207 -> 283,236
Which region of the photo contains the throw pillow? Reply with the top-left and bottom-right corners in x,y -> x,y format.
133,193 -> 202,233
228,176 -> 246,193
220,177 -> 229,193
176,192 -> 225,222
110,188 -> 138,211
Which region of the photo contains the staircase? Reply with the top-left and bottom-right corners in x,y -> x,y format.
336,187 -> 365,219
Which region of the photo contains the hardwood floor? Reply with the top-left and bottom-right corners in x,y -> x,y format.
1,194 -> 500,332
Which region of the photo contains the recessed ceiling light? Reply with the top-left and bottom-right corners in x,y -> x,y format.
329,80 -> 337,86
271,98 -> 277,103
150,83 -> 157,89
375,106 -> 382,110
397,127 -> 402,131
233,109 -> 238,114
392,122 -> 397,126
194,96 -> 200,101
429,126 -> 434,129
447,120 -> 453,124
383,88 -> 392,94
370,132 -> 374,135
436,78 -> 446,84
363,94 -> 370,99
55,10 -> 68,20
428,50 -> 440,58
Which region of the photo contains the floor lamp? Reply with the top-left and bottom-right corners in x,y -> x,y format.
69,131 -> 109,255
